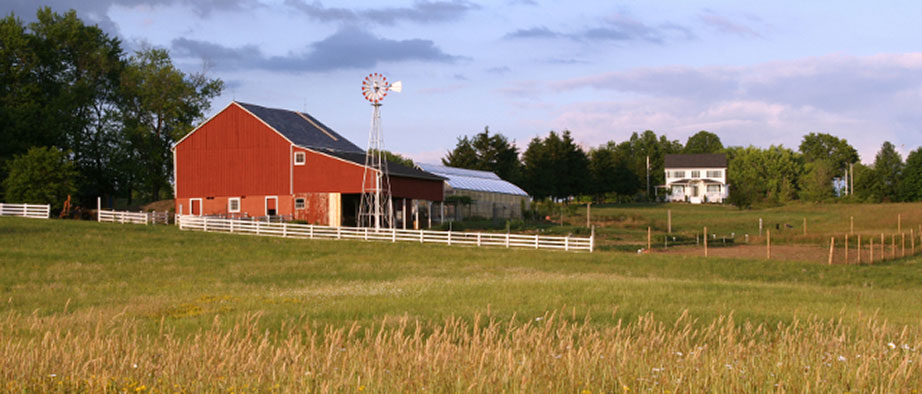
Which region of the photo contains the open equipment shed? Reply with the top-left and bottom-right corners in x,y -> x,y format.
172,101 -> 444,227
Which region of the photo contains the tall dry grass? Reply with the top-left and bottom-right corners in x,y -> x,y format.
2,310 -> 921,392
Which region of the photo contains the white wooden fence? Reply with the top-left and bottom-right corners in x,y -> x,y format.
177,215 -> 593,252
98,209 -> 150,224
0,203 -> 50,219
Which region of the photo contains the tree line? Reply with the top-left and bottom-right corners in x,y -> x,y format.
443,127 -> 920,207
0,8 -> 221,211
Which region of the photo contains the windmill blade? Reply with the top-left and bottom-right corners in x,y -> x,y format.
389,81 -> 402,93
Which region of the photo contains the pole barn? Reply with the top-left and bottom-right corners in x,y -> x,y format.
172,101 -> 444,227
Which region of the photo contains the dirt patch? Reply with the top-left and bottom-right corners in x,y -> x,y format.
656,243 -> 908,265
141,199 -> 174,212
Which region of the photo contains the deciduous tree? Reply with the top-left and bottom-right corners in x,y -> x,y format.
3,146 -> 77,210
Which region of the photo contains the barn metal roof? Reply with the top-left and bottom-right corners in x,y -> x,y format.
664,154 -> 727,168
327,151 -> 445,182
416,163 -> 529,196
236,102 -> 364,153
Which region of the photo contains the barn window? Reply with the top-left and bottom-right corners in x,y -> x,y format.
294,151 -> 306,165
295,198 -> 305,210
228,198 -> 241,213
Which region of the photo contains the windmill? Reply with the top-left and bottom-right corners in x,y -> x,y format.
358,73 -> 402,230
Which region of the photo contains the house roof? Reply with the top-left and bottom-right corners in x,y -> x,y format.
326,151 -> 445,182
416,163 -> 529,196
236,102 -> 364,153
664,153 -> 727,168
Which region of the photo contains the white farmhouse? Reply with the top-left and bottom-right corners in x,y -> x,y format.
662,154 -> 729,204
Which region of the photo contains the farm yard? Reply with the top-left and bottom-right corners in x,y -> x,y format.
3,202 -> 922,391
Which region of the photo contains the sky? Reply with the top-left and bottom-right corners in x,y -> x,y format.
6,0 -> 922,164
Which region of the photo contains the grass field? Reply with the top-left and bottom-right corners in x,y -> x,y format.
546,202 -> 922,254
2,212 -> 922,391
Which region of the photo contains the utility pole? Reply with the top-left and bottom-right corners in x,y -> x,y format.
646,155 -> 651,200
850,163 -> 854,196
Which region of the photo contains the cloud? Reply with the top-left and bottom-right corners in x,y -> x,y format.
3,0 -> 256,34
540,53 -> 922,162
172,26 -> 460,72
505,14 -> 692,44
505,26 -> 564,39
486,66 -> 511,74
698,11 -> 761,38
283,0 -> 478,26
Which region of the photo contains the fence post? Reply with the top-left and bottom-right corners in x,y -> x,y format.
337,226 -> 341,239
891,234 -> 896,259
392,228 -> 396,243
534,234 -> 539,249
419,229 -> 424,243
309,224 -> 314,239
766,230 -> 771,260
204,217 -> 209,232
857,235 -> 861,264
283,222 -> 288,238
870,237 -> 874,264
448,231 -> 452,246
565,236 -> 569,251
506,232 -> 510,248
901,232 -> 905,257
704,226 -> 708,257
880,234 -> 885,261
828,237 -> 834,265
97,197 -> 101,222
845,235 -> 849,264
255,220 -> 259,235
590,226 -> 595,252
477,232 -> 482,247
647,227 -> 651,250
667,209 -> 672,234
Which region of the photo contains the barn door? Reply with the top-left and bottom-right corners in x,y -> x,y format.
190,199 -> 202,216
266,196 -> 278,216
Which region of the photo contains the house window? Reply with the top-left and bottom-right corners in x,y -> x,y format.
228,197 -> 241,213
294,151 -> 306,166
295,198 -> 305,210
671,185 -> 684,195
691,170 -> 700,178
707,170 -> 722,178
670,170 -> 685,178
707,185 -> 721,193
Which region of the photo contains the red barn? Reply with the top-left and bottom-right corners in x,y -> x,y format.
172,101 -> 443,227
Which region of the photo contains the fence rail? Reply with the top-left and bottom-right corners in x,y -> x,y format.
98,209 -> 150,224
177,215 -> 593,252
0,203 -> 50,219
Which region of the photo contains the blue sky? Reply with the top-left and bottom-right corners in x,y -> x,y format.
6,1 -> 922,163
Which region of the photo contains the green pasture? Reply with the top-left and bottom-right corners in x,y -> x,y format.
540,202 -> 922,248
2,214 -> 922,338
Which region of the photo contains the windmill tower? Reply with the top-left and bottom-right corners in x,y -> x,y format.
358,73 -> 402,230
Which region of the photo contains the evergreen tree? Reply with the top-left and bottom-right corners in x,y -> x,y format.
869,141 -> 903,202
899,148 -> 922,202
521,130 -> 588,200
442,127 -> 521,183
